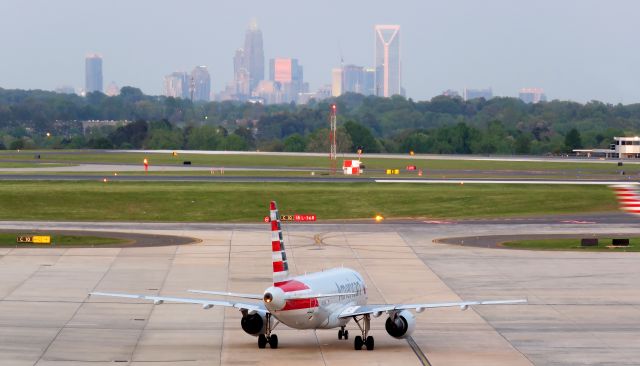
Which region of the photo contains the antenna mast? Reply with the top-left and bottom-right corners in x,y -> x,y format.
329,104 -> 337,174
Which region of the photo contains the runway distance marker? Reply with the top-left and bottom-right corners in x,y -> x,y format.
264,214 -> 317,222
16,235 -> 51,244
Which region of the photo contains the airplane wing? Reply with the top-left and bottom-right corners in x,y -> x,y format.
187,290 -> 264,300
90,292 -> 266,313
338,299 -> 527,318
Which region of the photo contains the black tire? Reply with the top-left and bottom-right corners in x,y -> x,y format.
366,336 -> 375,351
338,329 -> 343,340
344,330 -> 349,340
354,335 -> 363,350
258,334 -> 267,349
269,334 -> 279,349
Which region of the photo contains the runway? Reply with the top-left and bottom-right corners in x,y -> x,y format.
0,173 -> 638,185
0,220 -> 639,365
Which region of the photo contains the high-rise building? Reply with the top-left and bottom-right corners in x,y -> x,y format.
191,66 -> 211,102
269,58 -> 304,103
244,20 -> 265,93
374,25 -> 401,97
342,65 -> 365,94
233,48 -> 251,99
363,67 -> 375,96
163,72 -> 190,99
85,54 -> 103,93
463,87 -> 493,101
519,88 -> 547,103
331,68 -> 343,97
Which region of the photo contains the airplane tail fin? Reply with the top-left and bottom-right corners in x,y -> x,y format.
611,185 -> 640,215
269,201 -> 290,285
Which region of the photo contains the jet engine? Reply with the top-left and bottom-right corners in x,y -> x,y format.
241,312 -> 267,336
385,310 -> 416,339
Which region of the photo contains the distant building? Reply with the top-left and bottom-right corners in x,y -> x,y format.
442,89 -> 461,98
574,136 -> 640,159
233,48 -> 251,99
374,25 -> 401,97
362,67 -> 375,96
519,88 -> 547,103
268,58 -> 304,103
342,65 -> 365,94
190,66 -> 211,102
463,87 -> 493,101
105,82 -> 120,96
55,86 -> 75,94
331,68 -> 342,97
163,72 -> 190,99
85,54 -> 103,93
244,20 -> 265,92
253,80 -> 280,104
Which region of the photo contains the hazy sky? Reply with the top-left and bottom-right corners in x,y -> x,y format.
1,0 -> 638,103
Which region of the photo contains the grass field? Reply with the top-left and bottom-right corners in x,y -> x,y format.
502,237 -> 640,252
0,150 -> 637,174
0,181 -> 617,222
0,233 -> 129,247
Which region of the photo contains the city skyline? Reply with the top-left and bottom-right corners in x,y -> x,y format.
1,1 -> 639,103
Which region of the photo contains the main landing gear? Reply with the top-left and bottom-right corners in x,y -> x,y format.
352,314 -> 374,350
258,313 -> 278,349
338,326 -> 349,340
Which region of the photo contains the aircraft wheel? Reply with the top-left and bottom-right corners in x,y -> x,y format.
338,329 -> 343,340
344,330 -> 349,340
258,334 -> 267,349
269,334 -> 279,349
365,336 -> 375,351
354,335 -> 363,350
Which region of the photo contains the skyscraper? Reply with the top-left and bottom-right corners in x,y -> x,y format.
191,66 -> 211,102
244,20 -> 265,93
374,25 -> 401,97
233,49 -> 250,98
164,72 -> 190,99
331,68 -> 343,97
342,65 -> 365,94
363,67 -> 375,96
269,58 -> 304,103
85,54 -> 103,93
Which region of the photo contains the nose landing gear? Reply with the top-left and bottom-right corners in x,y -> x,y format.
338,326 -> 349,340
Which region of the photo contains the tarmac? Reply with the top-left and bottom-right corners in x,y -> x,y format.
0,220 -> 639,365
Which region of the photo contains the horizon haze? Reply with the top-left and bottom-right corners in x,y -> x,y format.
0,0 -> 638,104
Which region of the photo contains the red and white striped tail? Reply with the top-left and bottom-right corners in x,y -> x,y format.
270,201 -> 290,285
611,185 -> 640,215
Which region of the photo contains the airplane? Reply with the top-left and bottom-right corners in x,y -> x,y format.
90,201 -> 527,351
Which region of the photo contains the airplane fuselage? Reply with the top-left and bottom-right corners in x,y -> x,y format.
264,267 -> 367,329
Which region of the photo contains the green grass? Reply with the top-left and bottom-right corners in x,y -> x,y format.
0,150 -> 637,174
502,238 -> 640,252
0,233 -> 129,247
0,181 -> 618,222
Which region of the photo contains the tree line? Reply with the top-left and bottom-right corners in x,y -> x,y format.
1,87 -> 639,154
